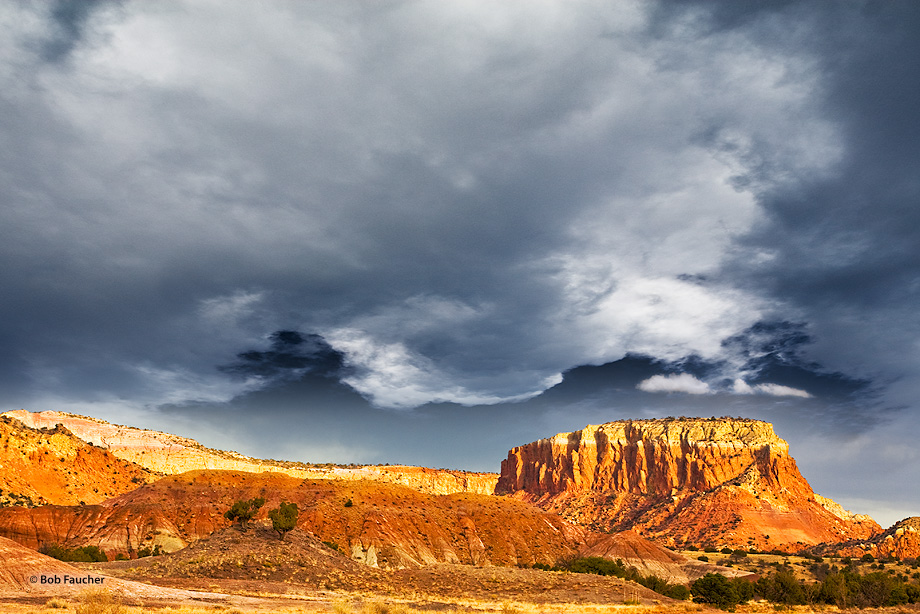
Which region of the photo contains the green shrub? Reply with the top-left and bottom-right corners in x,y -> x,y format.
224,497 -> 265,530
40,543 -> 108,562
268,501 -> 299,540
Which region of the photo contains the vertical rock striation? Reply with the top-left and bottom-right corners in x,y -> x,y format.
498,417 -> 880,551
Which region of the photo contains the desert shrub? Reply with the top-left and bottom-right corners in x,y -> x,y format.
74,589 -> 125,614
665,584 -> 691,600
268,500 -> 299,540
566,556 -> 629,576
44,597 -> 67,609
691,573 -> 753,610
40,543 -> 108,562
756,568 -> 805,605
223,497 -> 265,530
137,544 -> 162,558
563,556 -> 688,600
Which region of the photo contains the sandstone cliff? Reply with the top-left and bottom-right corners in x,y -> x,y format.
497,417 -> 880,551
0,416 -> 155,506
811,517 -> 920,560
3,410 -> 497,496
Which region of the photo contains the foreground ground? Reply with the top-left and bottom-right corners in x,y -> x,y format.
1,595 -> 920,614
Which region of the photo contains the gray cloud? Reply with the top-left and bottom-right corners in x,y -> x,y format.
1,1 -> 918,526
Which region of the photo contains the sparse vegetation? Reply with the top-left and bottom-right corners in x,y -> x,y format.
223,497 -> 265,530
688,562 -> 920,610
137,544 -> 163,557
40,543 -> 108,562
74,589 -> 125,614
268,500 -> 299,540
550,556 -> 690,600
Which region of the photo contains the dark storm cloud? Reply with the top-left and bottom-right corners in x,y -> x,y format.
220,330 -> 348,381
39,0 -> 111,62
2,1 -> 919,525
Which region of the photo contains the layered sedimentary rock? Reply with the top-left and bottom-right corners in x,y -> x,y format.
498,417 -> 880,551
4,410 -> 497,496
0,470 -> 580,568
813,517 -> 920,560
0,416 -> 155,506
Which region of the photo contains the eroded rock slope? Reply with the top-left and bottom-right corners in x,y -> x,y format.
497,417 -> 880,550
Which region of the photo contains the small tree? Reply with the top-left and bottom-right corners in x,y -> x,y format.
268,501 -> 299,540
224,497 -> 265,531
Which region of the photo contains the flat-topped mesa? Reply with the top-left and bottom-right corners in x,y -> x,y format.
497,417 -> 790,497
497,417 -> 880,550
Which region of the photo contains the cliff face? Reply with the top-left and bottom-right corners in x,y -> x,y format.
0,416 -> 155,506
498,418 -> 880,551
498,418 -> 791,496
4,410 -> 497,496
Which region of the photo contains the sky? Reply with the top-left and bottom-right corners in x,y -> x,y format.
1,1 -> 919,528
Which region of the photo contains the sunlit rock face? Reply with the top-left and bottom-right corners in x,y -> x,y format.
4,410 -> 497,496
498,417 -> 881,551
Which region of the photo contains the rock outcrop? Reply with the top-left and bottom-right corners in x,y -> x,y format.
498,417 -> 881,551
3,410 -> 497,496
0,416 -> 155,507
811,517 -> 920,560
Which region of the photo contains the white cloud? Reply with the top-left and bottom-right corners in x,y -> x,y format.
637,373 -> 711,395
326,327 -> 552,409
732,379 -> 811,398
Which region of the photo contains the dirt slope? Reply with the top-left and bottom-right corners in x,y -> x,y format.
100,525 -> 672,605
579,530 -> 751,583
0,470 -> 584,567
0,416 -> 155,507
0,535 -> 258,606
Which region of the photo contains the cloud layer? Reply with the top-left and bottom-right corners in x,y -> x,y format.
1,1 -> 919,526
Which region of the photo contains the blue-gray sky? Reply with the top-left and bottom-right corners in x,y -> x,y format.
2,1 -> 918,528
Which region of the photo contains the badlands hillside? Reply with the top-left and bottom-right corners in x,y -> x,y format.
0,415 -> 155,506
1,410 -> 919,612
498,417 -> 880,550
3,410 -> 496,496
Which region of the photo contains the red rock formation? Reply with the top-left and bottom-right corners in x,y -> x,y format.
497,418 -> 880,551
4,411 -> 497,496
0,416 -> 155,506
814,517 -> 920,560
0,470 -> 580,568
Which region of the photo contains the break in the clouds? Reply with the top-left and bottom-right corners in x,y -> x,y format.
2,1 -> 920,525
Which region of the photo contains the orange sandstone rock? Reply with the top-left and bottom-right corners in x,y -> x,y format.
3,410 -> 497,496
497,417 -> 880,551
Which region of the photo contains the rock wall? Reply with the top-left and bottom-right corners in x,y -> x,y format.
497,417 -> 881,550
497,418 -> 791,496
4,410 -> 497,496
